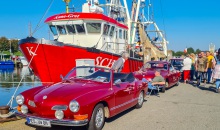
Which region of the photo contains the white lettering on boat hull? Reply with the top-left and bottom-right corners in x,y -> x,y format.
96,56 -> 115,68
26,47 -> 37,56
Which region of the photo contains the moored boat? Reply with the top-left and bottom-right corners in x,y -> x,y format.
19,0 -> 144,84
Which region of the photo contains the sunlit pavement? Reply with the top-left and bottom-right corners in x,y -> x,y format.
1,82 -> 220,130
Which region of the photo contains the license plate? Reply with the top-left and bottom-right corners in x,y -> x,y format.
27,117 -> 51,127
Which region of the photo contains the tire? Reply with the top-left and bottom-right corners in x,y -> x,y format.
135,91 -> 144,109
161,81 -> 168,93
88,104 -> 105,130
175,79 -> 180,86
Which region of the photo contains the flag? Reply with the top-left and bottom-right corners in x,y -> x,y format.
184,48 -> 187,53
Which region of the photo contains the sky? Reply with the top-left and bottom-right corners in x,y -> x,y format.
0,0 -> 219,52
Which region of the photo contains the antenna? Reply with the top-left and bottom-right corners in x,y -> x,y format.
63,0 -> 71,13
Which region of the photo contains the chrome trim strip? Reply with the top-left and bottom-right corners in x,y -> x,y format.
15,112 -> 88,127
110,97 -> 138,111
51,105 -> 68,110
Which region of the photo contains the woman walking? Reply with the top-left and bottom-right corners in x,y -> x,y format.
212,49 -> 220,93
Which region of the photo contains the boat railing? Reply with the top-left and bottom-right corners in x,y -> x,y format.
100,42 -> 143,60
100,42 -> 126,54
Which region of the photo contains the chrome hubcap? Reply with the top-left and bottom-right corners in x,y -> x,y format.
138,92 -> 143,105
95,108 -> 104,128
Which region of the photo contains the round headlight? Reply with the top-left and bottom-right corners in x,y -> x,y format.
69,100 -> 79,112
16,94 -> 24,105
55,110 -> 64,120
21,105 -> 28,114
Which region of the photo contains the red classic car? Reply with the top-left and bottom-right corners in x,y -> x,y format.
15,66 -> 148,130
134,61 -> 181,92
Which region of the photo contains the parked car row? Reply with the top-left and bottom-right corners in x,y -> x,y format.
15,60 -> 181,130
134,61 -> 181,92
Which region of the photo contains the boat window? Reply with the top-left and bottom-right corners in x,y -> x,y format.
119,29 -> 122,39
123,30 -> 126,39
86,23 -> 101,33
123,30 -> 128,40
49,25 -> 58,35
57,25 -> 67,35
75,24 -> 85,34
66,25 -> 76,34
109,26 -> 115,37
103,24 -> 110,35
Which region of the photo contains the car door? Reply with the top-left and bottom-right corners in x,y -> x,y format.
167,64 -> 174,87
113,81 -> 133,114
169,64 -> 178,86
171,65 -> 180,84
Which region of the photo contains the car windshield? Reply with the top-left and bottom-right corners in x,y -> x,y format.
170,59 -> 183,66
65,66 -> 111,82
142,62 -> 168,70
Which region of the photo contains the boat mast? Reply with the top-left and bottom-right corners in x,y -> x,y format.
63,0 -> 71,13
142,0 -> 168,56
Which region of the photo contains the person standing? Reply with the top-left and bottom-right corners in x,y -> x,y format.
182,54 -> 192,84
195,52 -> 208,86
212,50 -> 220,93
206,51 -> 214,83
190,53 -> 196,81
111,52 -> 129,73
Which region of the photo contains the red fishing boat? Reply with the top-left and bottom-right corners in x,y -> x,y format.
19,0 -> 144,84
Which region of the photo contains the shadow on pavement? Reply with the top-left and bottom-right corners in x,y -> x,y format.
25,121 -> 87,130
105,107 -> 135,123
197,85 -> 216,93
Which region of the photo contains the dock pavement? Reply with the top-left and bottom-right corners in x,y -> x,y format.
0,82 -> 220,130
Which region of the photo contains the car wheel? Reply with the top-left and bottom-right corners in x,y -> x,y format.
161,81 -> 168,93
88,104 -> 105,130
175,79 -> 180,86
135,91 -> 144,109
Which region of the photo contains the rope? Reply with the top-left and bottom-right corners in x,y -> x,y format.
159,0 -> 167,40
7,42 -> 41,108
32,0 -> 54,36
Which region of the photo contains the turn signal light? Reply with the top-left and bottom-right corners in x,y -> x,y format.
73,114 -> 88,120
17,106 -> 21,112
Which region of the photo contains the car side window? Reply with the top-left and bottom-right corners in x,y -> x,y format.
169,65 -> 174,72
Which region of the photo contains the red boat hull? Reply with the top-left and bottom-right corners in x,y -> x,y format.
19,37 -> 143,84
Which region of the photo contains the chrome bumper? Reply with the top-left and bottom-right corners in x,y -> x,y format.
15,112 -> 88,127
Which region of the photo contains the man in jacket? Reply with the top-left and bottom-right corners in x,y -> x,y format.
111,52 -> 129,73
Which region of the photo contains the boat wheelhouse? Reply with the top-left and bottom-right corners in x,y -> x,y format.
46,12 -> 128,54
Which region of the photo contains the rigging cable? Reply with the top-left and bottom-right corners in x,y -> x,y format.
7,0 -> 55,108
159,0 -> 167,40
31,0 -> 54,36
7,43 -> 41,108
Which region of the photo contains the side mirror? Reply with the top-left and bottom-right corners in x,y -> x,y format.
114,79 -> 122,85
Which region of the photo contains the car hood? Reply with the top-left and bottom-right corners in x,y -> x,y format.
33,80 -> 108,104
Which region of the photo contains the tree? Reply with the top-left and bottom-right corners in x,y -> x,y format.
195,49 -> 201,54
0,37 -> 9,52
175,51 -> 184,57
187,47 -> 194,54
0,37 -> 19,54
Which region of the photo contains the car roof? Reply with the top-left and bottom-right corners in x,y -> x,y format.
169,58 -> 183,60
147,61 -> 170,64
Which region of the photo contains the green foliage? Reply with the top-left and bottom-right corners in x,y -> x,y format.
195,49 -> 201,54
187,47 -> 194,54
14,51 -> 23,56
0,37 -> 19,54
175,51 -> 184,56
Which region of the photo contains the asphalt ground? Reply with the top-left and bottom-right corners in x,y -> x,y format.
1,82 -> 220,130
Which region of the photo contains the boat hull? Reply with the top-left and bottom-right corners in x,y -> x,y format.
19,37 -> 143,84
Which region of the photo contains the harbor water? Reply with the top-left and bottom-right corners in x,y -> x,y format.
0,67 -> 41,107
